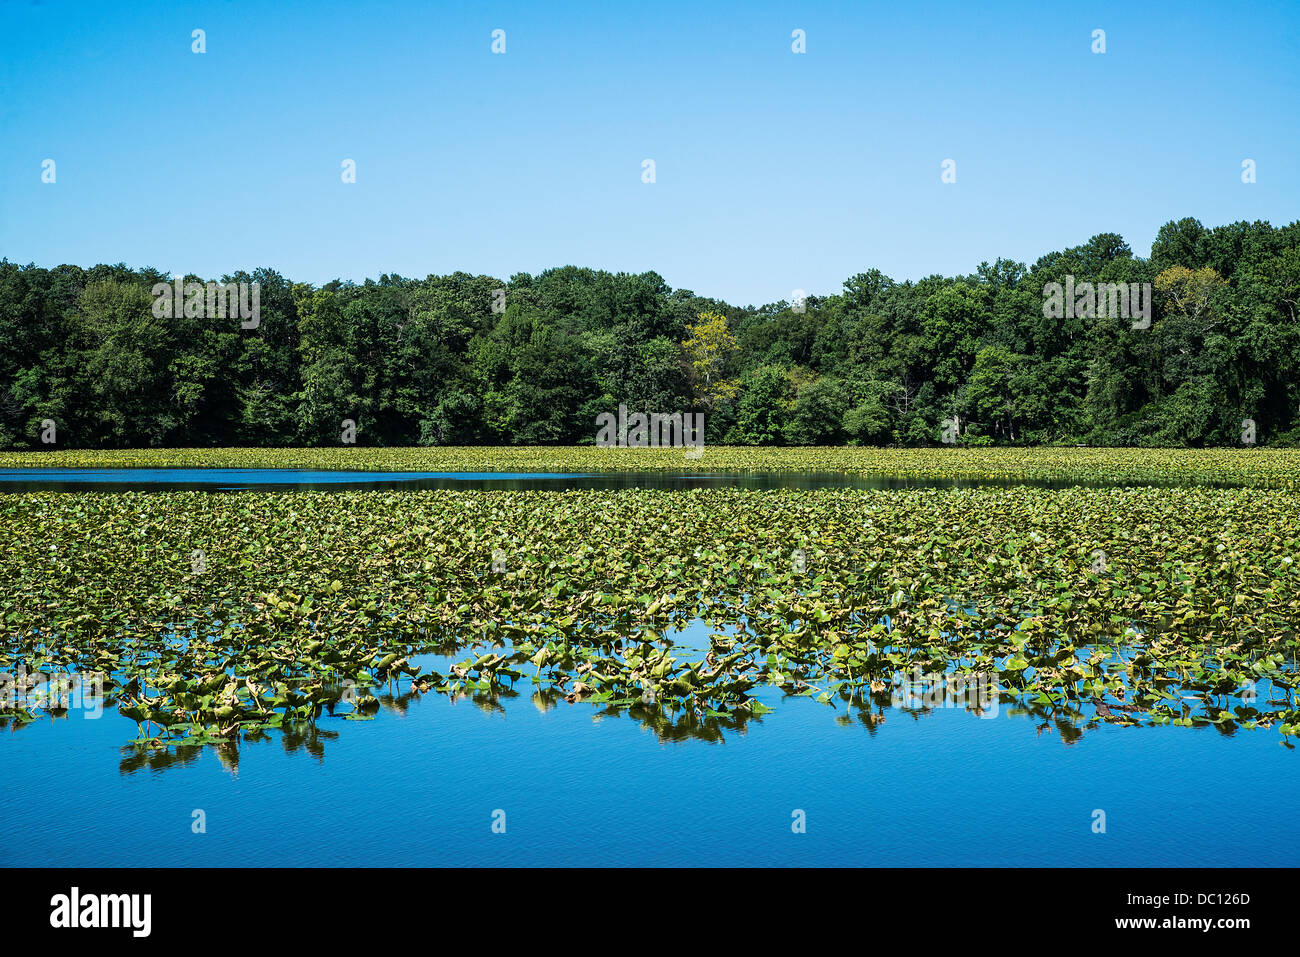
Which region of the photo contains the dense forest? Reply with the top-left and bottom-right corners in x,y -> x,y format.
2,216 -> 1298,449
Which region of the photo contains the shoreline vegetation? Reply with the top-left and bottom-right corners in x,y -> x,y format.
4,218 -> 1300,452
1,446 -> 1298,487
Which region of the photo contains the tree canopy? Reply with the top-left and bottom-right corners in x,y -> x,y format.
3,217 -> 1298,448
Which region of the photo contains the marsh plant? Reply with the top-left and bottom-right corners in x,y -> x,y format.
1,482 -> 1298,756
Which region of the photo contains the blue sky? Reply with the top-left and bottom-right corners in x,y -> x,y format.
2,0 -> 1298,306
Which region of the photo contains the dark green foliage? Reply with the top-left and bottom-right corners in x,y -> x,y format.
2,217 -> 1298,448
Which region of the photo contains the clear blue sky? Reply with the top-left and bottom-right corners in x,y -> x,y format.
2,0 -> 1297,307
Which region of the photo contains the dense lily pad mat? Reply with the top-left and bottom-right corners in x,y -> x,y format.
1,487 -> 1298,750
1,446 -> 1298,487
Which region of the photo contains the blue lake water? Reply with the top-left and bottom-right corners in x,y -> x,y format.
0,467 -> 1247,492
1,469 -> 1295,866
3,618 -> 1297,867
0,468 -> 592,491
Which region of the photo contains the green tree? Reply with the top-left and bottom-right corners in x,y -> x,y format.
728,365 -> 792,445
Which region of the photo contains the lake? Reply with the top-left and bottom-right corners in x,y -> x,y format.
4,617 -> 1297,867
1,468 -> 1296,867
0,467 -> 1248,492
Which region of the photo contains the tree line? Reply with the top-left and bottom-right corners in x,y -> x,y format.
2,216 -> 1298,449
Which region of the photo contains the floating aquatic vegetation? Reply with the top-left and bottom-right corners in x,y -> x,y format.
1,485 -> 1297,757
